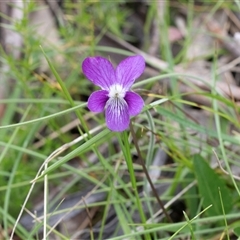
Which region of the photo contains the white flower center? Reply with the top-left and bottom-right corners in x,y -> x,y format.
108,84 -> 126,99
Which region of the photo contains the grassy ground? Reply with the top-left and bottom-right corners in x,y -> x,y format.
1,1 -> 240,239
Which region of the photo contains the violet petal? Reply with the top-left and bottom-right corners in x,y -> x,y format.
125,91 -> 144,116
105,98 -> 129,132
88,90 -> 109,112
116,55 -> 145,90
82,56 -> 116,90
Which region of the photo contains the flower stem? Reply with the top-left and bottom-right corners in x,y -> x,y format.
129,121 -> 172,223
118,131 -> 148,237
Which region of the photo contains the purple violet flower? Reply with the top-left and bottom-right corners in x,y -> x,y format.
82,55 -> 145,132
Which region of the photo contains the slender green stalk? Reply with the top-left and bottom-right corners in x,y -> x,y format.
117,131 -> 148,239
0,103 -> 87,130
211,51 -> 240,197
168,205 -> 212,240
3,105 -> 31,238
218,187 -> 230,240
43,162 -> 48,240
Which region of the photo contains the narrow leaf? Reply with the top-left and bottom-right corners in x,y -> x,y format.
193,154 -> 232,216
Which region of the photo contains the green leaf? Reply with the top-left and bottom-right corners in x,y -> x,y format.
183,173 -> 199,219
193,154 -> 232,216
233,226 -> 240,237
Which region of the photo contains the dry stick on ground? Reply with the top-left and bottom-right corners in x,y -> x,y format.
148,1 -> 164,56
81,197 -> 94,239
205,16 -> 240,58
225,8 -> 240,31
105,32 -> 240,101
129,121 -> 173,223
45,0 -> 66,27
